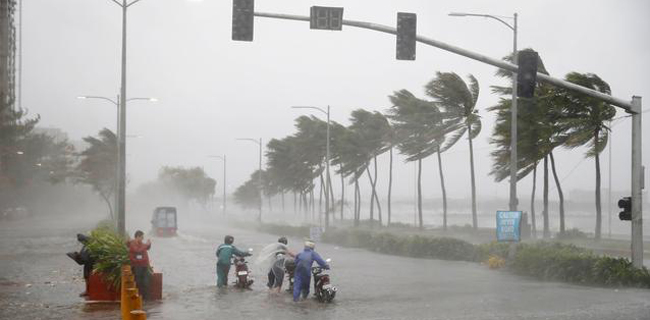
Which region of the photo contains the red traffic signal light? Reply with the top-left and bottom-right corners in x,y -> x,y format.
618,197 -> 632,221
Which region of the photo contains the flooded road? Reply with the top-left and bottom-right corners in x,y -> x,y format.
1,214 -> 650,320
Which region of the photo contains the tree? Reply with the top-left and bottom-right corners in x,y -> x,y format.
158,166 -> 216,207
552,72 -> 616,240
489,49 -> 567,238
388,90 -> 447,229
75,128 -> 117,219
425,72 -> 482,229
234,170 -> 265,211
346,109 -> 391,225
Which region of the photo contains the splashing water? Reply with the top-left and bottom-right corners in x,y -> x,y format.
253,243 -> 289,274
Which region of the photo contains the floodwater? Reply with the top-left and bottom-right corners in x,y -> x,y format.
1,213 -> 650,320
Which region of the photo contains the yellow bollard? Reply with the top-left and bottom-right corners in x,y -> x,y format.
121,265 -> 132,320
128,288 -> 142,311
130,310 -> 147,320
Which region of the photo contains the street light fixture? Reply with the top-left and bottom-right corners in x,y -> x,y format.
208,155 -> 227,216
77,93 -> 156,234
236,138 -> 263,222
291,105 -> 331,228
449,11 -> 519,213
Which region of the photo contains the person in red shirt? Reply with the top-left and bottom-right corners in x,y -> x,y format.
128,230 -> 151,300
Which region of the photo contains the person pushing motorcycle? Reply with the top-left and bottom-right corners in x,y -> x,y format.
293,239 -> 329,302
216,235 -> 251,288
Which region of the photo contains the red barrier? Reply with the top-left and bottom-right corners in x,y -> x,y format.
87,273 -> 120,302
87,272 -> 162,302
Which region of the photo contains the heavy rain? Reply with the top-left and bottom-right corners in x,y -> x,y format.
1,0 -> 649,319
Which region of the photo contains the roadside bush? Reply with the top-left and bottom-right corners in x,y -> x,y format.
257,223 -> 650,289
556,228 -> 588,240
86,225 -> 129,288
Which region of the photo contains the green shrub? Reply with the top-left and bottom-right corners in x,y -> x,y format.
257,223 -> 650,289
556,228 -> 589,240
85,226 -> 129,289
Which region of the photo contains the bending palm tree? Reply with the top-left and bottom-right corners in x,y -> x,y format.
552,72 -> 616,240
425,72 -> 482,230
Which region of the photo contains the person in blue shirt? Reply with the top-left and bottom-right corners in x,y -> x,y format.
216,235 -> 251,288
293,239 -> 329,302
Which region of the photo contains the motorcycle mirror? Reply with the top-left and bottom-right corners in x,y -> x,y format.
326,258 -> 332,263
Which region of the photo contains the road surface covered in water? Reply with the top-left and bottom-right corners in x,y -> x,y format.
1,214 -> 649,320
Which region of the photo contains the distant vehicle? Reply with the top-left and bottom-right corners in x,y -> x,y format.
151,207 -> 177,237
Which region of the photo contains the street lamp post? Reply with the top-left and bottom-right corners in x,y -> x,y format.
97,0 -> 150,236
292,105 -> 331,228
237,138 -> 263,222
449,12 -> 519,212
208,155 -> 227,216
77,94 -> 156,233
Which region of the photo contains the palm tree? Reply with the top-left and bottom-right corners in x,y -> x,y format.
76,128 -> 117,220
388,90 -> 447,229
346,109 -> 390,225
489,49 -> 568,238
425,72 -> 482,229
552,72 -> 616,240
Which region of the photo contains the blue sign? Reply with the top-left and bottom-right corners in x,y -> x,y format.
496,211 -> 522,242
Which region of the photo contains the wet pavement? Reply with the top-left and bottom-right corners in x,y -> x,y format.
1,214 -> 650,320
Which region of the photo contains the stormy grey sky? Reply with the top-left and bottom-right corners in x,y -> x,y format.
21,0 -> 650,203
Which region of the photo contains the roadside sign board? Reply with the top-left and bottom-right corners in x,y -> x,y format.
496,211 -> 522,242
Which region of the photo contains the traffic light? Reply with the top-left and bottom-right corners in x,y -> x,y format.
516,50 -> 538,98
310,6 -> 344,31
618,197 -> 632,221
396,12 -> 417,60
232,0 -> 254,41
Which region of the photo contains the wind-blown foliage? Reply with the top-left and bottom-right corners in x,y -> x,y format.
75,128 -> 117,219
425,72 -> 482,229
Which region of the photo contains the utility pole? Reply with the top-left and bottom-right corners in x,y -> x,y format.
242,6 -> 644,267
630,96 -> 643,268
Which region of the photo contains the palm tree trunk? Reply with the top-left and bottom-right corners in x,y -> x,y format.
436,150 -> 448,231
268,196 -> 272,212
417,158 -> 423,230
100,192 -> 115,221
530,163 -> 537,239
293,191 -> 297,215
543,156 -> 550,239
313,189 -> 318,222
282,192 -> 285,213
468,125 -> 478,230
388,147 -> 393,226
595,131 -> 602,240
354,177 -> 360,227
340,166 -> 345,221
549,152 -> 566,235
319,171 -> 324,222
328,170 -> 335,219
373,156 -> 382,224
366,167 -> 375,222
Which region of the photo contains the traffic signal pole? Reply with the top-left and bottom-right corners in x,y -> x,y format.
631,96 -> 643,268
250,10 -> 644,267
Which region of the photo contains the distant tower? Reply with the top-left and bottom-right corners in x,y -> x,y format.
1,0 -> 17,112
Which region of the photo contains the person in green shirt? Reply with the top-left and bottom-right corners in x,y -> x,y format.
216,235 -> 251,288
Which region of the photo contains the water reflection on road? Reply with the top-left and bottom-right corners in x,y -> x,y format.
1,216 -> 650,320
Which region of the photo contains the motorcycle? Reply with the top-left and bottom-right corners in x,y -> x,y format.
312,258 -> 337,303
233,248 -> 254,289
284,257 -> 296,292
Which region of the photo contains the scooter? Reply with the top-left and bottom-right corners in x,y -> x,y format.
233,248 -> 254,289
312,258 -> 337,303
284,258 -> 296,292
